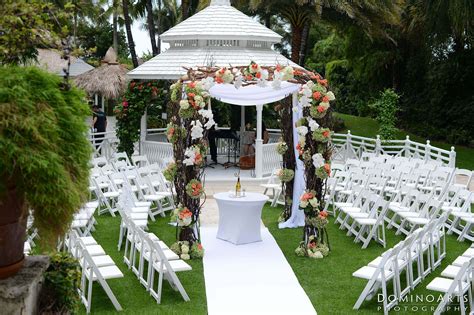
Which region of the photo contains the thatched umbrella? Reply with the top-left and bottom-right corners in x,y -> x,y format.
74,47 -> 129,100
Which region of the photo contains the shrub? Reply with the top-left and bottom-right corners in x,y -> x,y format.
0,66 -> 91,247
370,89 -> 400,140
40,252 -> 81,313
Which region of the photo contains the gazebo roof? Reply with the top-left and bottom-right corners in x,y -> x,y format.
74,48 -> 129,99
160,0 -> 281,43
128,47 -> 298,80
128,0 -> 297,80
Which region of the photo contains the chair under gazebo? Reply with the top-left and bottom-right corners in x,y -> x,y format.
75,47 -> 129,112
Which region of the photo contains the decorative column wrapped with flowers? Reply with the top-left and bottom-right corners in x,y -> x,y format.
294,75 -> 335,259
166,76 -> 215,260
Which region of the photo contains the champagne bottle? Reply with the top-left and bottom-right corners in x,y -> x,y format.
235,176 -> 241,197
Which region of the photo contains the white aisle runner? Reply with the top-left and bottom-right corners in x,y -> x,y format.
200,226 -> 317,315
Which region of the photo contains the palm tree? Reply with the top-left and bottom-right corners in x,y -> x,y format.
249,0 -> 401,65
122,0 -> 139,67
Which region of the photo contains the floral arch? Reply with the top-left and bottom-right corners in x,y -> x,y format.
163,62 -> 335,259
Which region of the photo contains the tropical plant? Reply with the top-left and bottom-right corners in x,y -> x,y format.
0,66 -> 91,247
40,252 -> 81,313
122,0 -> 139,67
370,88 -> 399,140
0,0 -> 71,65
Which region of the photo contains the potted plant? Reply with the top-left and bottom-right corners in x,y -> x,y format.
0,66 -> 91,278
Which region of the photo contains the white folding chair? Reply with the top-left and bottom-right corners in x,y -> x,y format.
426,258 -> 473,315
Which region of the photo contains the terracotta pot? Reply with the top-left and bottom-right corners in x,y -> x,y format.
0,185 -> 27,279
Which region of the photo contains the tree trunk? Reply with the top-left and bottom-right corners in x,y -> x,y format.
291,24 -> 303,64
298,22 -> 310,66
113,9 -> 119,54
181,0 -> 190,20
156,0 -> 162,54
122,0 -> 139,68
145,0 -> 158,56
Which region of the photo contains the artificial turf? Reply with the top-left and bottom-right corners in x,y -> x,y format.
82,204 -> 471,314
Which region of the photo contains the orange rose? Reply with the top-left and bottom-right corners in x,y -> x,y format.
322,130 -> 330,138
313,92 -> 321,100
255,72 -> 261,79
215,76 -> 224,84
324,163 -> 331,175
322,96 -> 329,103
317,105 -> 325,113
188,82 -> 196,88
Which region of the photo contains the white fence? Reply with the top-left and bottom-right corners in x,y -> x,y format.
88,129 -> 456,172
332,131 -> 456,167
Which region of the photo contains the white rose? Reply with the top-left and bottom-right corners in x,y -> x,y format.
303,87 -> 312,98
312,153 -> 324,168
281,66 -> 294,81
296,126 -> 308,137
306,81 -> 314,89
326,91 -> 336,101
191,121 -> 204,140
180,100 -> 190,110
319,102 -> 330,110
222,70 -> 234,83
308,119 -> 320,131
300,201 -> 308,208
194,95 -> 203,103
299,95 -> 310,107
309,198 -> 318,207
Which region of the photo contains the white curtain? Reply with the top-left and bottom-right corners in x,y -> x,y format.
279,92 -> 305,229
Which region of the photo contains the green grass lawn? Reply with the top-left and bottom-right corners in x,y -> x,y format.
335,113 -> 474,170
79,214 -> 207,315
262,204 -> 471,315
84,205 -> 471,315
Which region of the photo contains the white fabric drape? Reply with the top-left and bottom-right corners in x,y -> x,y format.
279,92 -> 305,229
209,81 -> 300,106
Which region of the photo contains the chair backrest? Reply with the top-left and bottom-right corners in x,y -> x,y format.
92,157 -> 108,168
444,258 -> 473,297
132,155 -> 150,167
114,152 -> 132,165
455,168 -> 473,188
101,164 -> 116,176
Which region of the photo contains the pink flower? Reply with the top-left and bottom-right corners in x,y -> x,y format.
122,101 -> 128,107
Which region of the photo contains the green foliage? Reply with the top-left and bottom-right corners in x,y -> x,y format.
0,66 -> 91,247
41,252 -> 81,313
0,0 -> 70,65
370,89 -> 399,140
115,81 -> 163,157
77,20 -> 129,60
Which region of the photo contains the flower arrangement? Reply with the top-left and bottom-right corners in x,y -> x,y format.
166,122 -> 183,143
170,241 -> 204,260
215,67 -> 234,84
175,207 -> 193,227
186,179 -> 204,199
299,190 -> 319,211
276,141 -> 288,155
315,163 -> 331,179
183,145 -> 204,167
163,162 -> 177,182
312,128 -> 331,142
277,168 -> 295,183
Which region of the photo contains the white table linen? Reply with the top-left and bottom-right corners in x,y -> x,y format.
214,192 -> 269,245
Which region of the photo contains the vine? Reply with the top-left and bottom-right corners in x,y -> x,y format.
114,80 -> 162,157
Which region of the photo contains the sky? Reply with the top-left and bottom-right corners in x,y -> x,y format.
131,18 -> 170,57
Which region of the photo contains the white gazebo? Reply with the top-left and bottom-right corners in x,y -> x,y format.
128,0 -> 301,178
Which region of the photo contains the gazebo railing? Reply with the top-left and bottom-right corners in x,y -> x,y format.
88,129 -> 456,170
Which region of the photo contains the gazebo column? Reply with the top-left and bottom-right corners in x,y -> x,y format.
240,106 -> 245,154
255,104 -> 263,178
139,109 -> 147,154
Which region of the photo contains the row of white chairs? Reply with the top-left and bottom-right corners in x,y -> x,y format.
426,245 -> 474,315
67,231 -> 124,313
353,213 -> 449,314
119,209 -> 192,304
